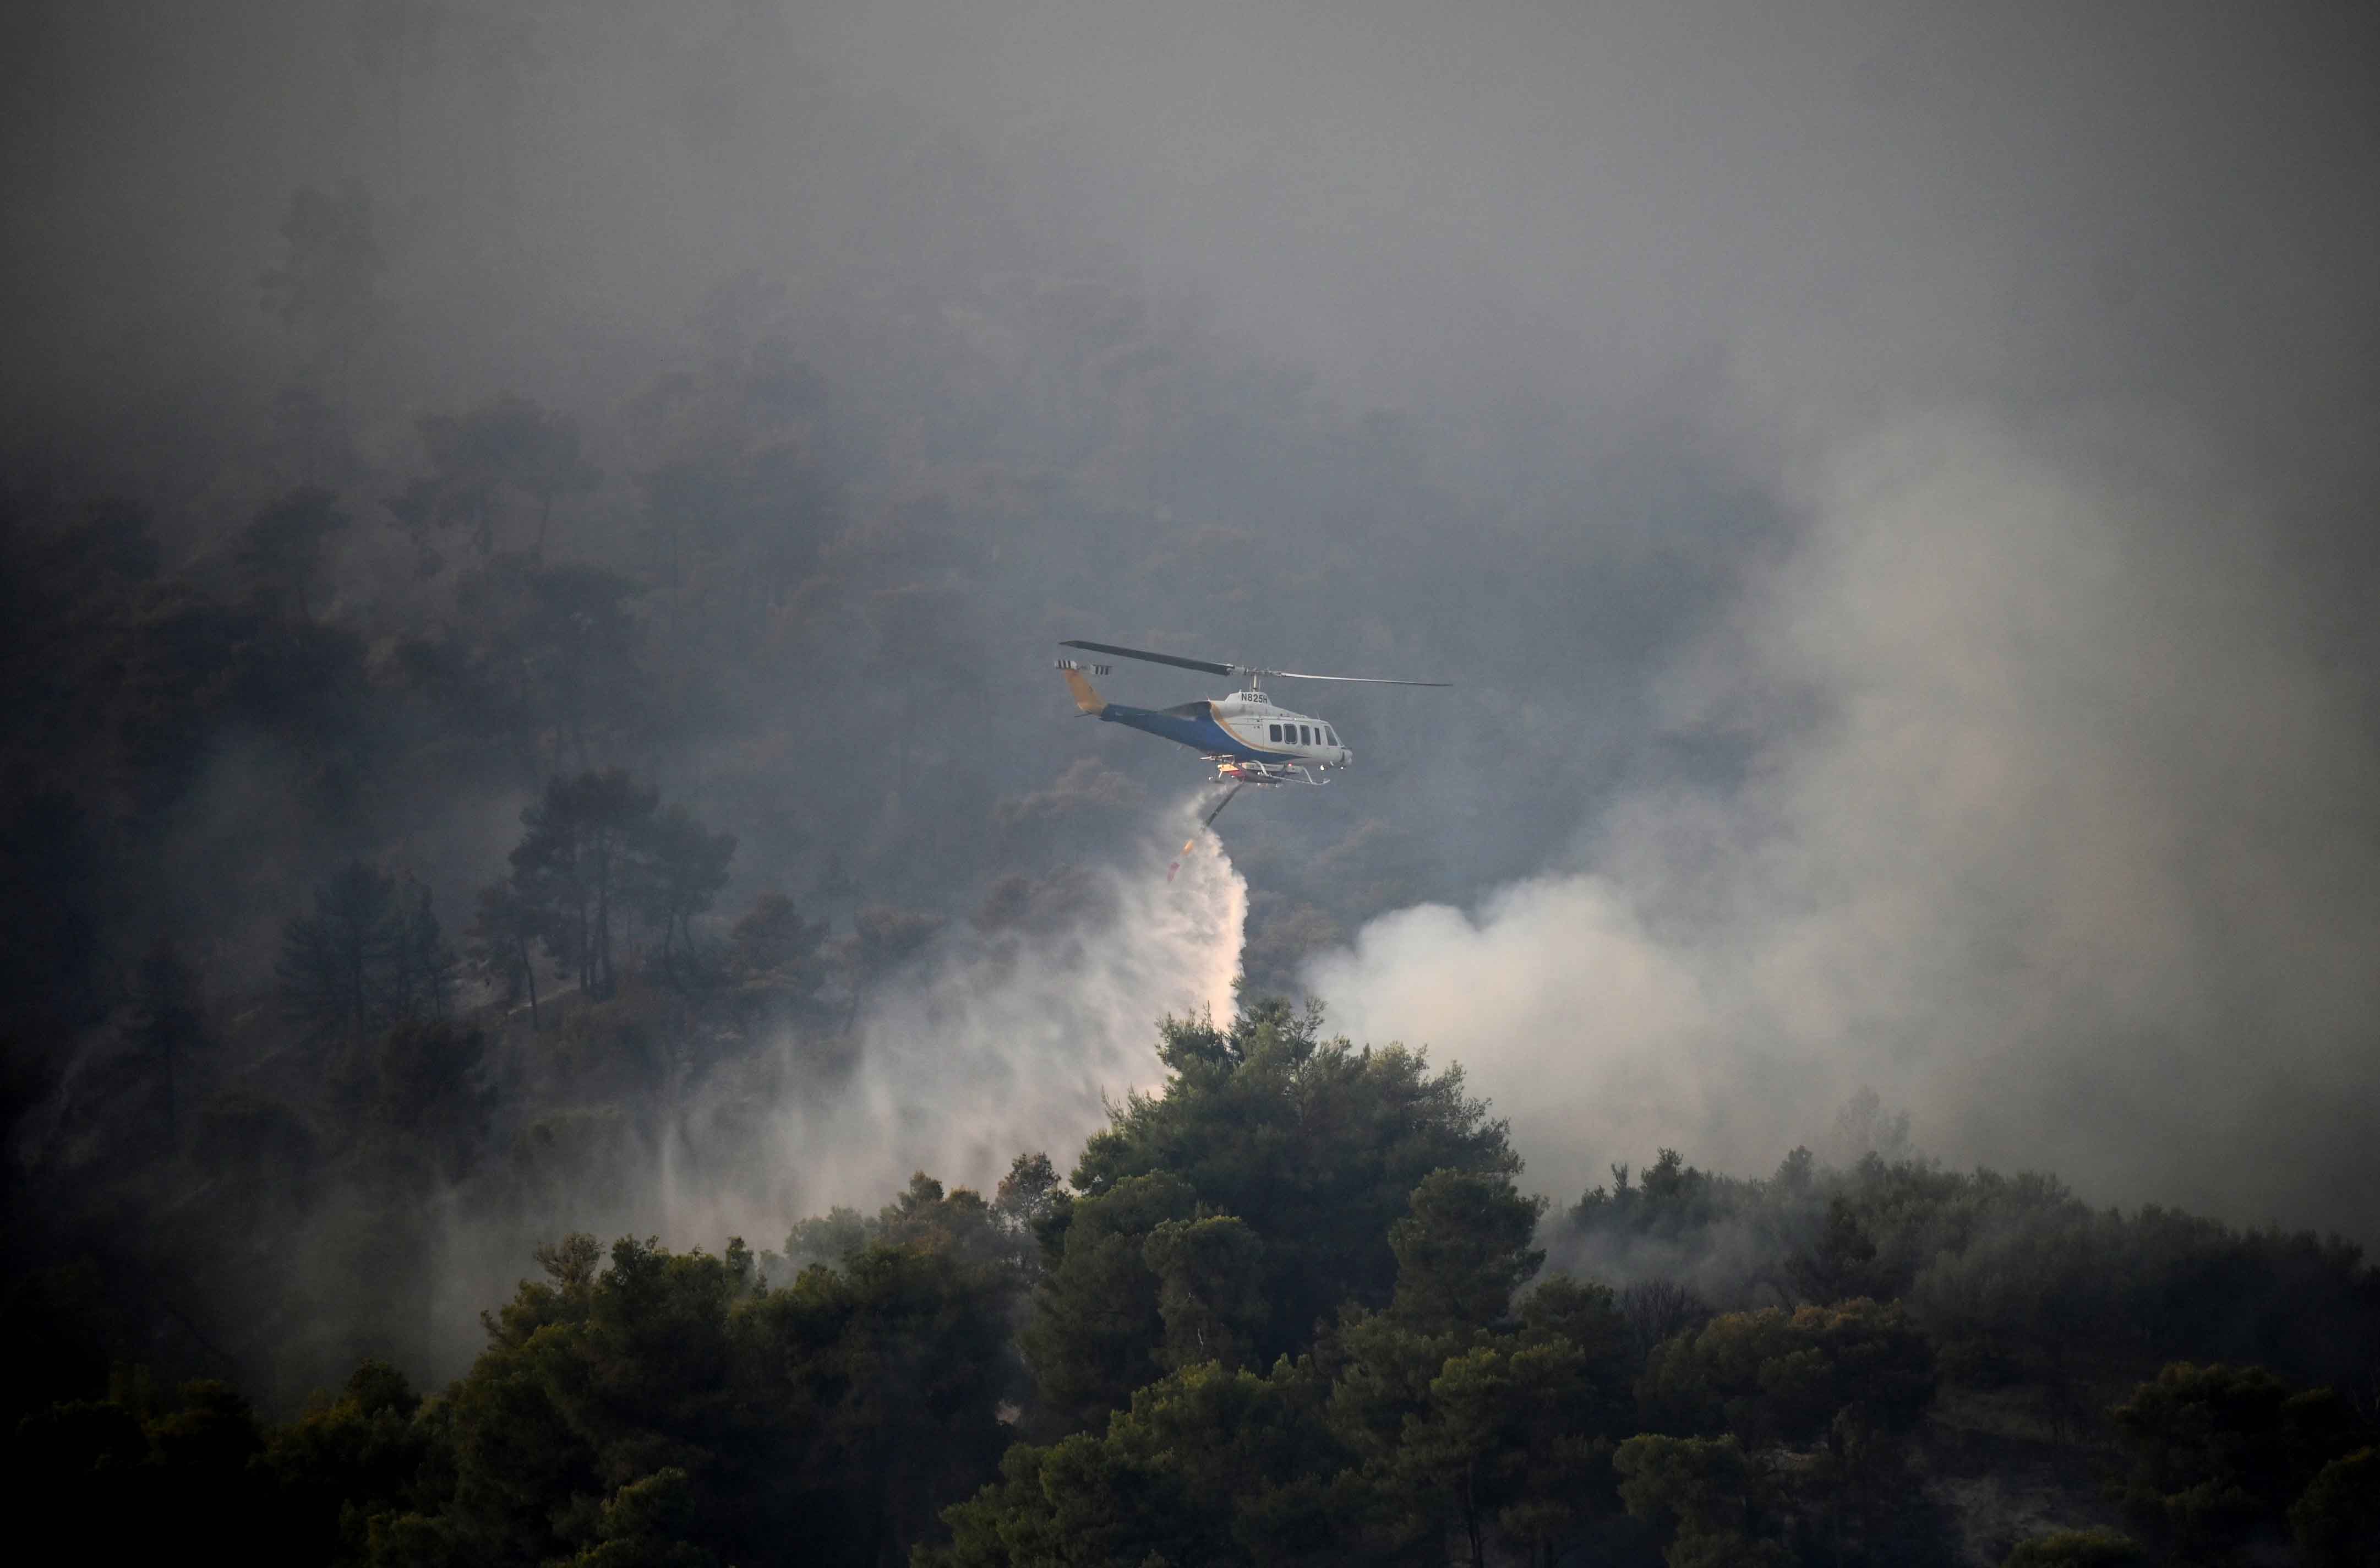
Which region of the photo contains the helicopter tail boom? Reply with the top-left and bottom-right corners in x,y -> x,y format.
1055,660 -> 1110,714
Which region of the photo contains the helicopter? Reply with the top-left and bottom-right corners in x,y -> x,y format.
1053,638 -> 1449,788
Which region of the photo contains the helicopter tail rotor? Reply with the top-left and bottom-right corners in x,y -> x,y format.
1053,659 -> 1110,714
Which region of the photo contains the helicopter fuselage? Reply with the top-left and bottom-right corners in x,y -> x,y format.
1104,690 -> 1351,769
1061,665 -> 1351,773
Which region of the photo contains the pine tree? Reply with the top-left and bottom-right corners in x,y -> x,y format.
276,861 -> 398,1043
384,880 -> 458,1021
632,803 -> 735,992
509,769 -> 657,1000
466,879 -> 543,1030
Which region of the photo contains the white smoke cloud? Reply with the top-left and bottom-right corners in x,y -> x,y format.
416,797 -> 1245,1378
1310,411 -> 2380,1239
657,798 -> 1246,1244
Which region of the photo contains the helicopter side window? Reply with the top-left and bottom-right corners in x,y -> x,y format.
1300,725 -> 1313,745
1268,723 -> 1282,742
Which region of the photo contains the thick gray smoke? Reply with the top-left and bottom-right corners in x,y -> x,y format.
7,1 -> 2377,1385
1312,409 -> 2380,1239
660,804 -> 1245,1241
805,0 -> 2380,1240
413,798 -> 1245,1376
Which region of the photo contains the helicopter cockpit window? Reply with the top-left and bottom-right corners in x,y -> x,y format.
1325,727 -> 1338,745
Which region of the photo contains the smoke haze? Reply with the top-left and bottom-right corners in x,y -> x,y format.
1312,409 -> 2380,1233
663,804 -> 1245,1242
408,809 -> 1244,1382
6,0 -> 2380,1402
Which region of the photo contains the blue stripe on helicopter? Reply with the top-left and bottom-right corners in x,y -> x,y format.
1097,703 -> 1291,764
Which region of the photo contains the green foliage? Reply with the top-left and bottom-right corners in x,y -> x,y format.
1311,1274 -> 1635,1565
1386,1168 -> 1546,1334
1143,1215 -> 1268,1373
785,1205 -> 875,1271
1396,1333 -> 1626,1566
925,1362 -> 1353,1568
1573,1148 -> 1737,1242
1638,1298 -> 1936,1447
1022,1172 -> 1202,1429
17,1053 -> 2377,1568
779,1172 -> 1044,1286
1617,1280 -> 1713,1364
1031,1001 -> 1519,1427
260,1359 -> 440,1565
2290,1446 -> 2380,1567
1613,1433 -> 1789,1567
1570,1141 -> 2380,1402
406,1205 -> 1023,1567
995,1152 -> 1066,1236
570,1467 -> 722,1567
2110,1361 -> 2368,1561
1786,1195 -> 1886,1304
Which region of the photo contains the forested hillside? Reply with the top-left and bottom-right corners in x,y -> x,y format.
0,4 -> 1754,1414
10,1001 -> 2375,1566
8,4 -> 2380,1566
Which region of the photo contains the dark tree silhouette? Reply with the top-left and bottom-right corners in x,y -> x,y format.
510,769 -> 657,1001
391,396 -> 599,560
276,861 -> 399,1043
632,803 -> 736,992
836,904 -> 947,1026
383,880 -> 458,1022
465,879 -> 544,1030
234,486 -> 347,622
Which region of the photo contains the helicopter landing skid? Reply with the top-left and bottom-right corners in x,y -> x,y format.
1209,757 -> 1328,786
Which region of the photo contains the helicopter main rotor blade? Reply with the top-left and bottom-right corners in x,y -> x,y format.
1060,640 -> 1235,677
1271,670 -> 1453,687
